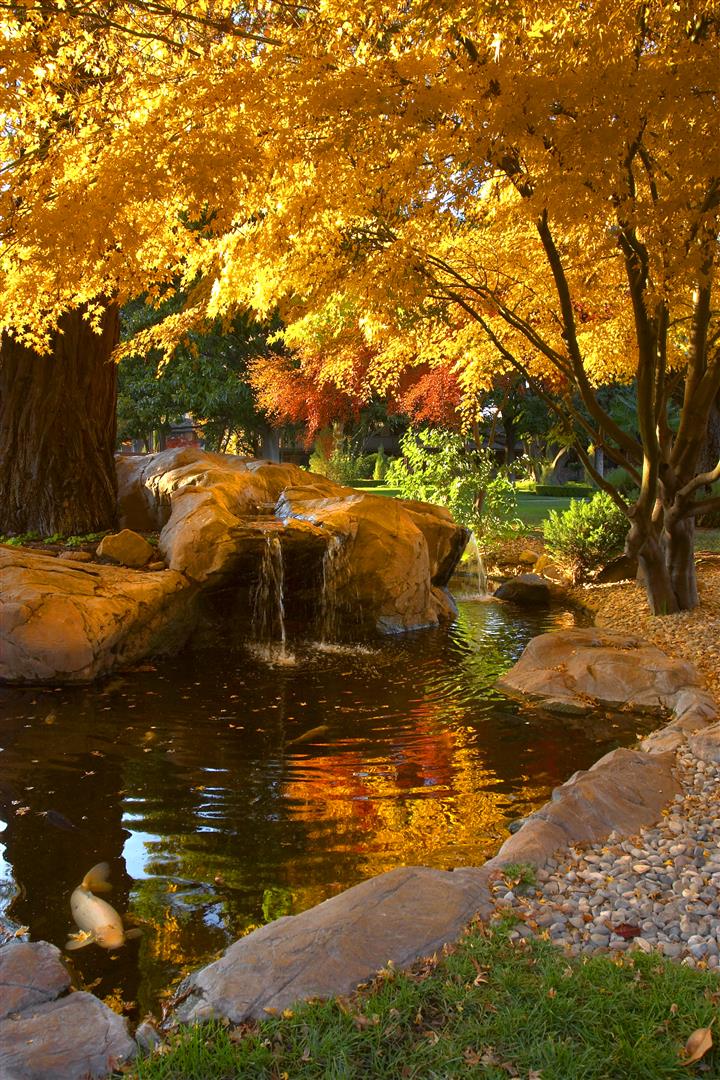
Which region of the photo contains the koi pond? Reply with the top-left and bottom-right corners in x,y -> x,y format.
0,597 -> 654,1019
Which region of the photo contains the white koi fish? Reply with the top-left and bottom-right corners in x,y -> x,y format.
65,862 -> 141,951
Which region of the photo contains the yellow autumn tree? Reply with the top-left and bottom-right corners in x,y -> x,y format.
1,0 -> 719,612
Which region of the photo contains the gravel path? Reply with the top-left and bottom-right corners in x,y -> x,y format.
491,558 -> 720,967
492,749 -> 720,968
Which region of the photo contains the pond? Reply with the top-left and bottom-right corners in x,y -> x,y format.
0,598 -> 653,1020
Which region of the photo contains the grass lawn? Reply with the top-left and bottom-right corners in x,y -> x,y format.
514,492 -> 576,530
126,923 -> 720,1079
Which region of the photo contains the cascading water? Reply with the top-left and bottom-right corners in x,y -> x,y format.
250,533 -> 291,662
467,532 -> 488,597
317,532 -> 349,644
452,531 -> 490,600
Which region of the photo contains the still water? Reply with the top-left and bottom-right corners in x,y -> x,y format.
0,599 -> 652,1018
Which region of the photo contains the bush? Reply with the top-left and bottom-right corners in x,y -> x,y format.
308,445 -> 374,484
385,427 -> 521,539
542,491 -> 629,582
372,447 -> 388,482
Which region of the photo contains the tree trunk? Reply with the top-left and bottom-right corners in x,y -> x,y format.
0,305 -> 119,537
626,520 -> 681,615
665,516 -> 698,610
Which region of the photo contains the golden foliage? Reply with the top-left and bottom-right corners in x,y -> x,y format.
1,0 -> 719,408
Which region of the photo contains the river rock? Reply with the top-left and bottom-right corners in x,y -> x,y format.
494,574 -> 551,606
497,626 -> 701,714
0,547 -> 195,683
0,991 -> 135,1080
0,942 -> 70,1021
173,864 -> 493,1024
96,529 -> 154,567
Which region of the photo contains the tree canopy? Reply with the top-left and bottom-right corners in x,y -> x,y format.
2,0 -> 720,608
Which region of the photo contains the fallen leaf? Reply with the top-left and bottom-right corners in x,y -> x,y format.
682,1024 -> 713,1066
612,922 -> 642,940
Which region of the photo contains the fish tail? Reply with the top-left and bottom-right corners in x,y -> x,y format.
81,862 -> 113,893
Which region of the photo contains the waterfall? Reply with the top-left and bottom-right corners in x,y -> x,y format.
466,532 -> 489,597
250,534 -> 289,660
317,533 -> 349,642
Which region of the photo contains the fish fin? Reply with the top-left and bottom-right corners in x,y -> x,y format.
124,928 -> 143,941
65,931 -> 95,951
81,862 -> 113,893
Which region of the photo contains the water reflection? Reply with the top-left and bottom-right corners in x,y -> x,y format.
0,600 -> 652,1018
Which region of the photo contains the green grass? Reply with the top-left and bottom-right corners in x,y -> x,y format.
350,483 -> 401,499
126,925 -> 720,1079
514,493 -> 576,530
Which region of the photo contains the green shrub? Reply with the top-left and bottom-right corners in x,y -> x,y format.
385,427 -> 521,538
372,447 -> 387,482
308,445 -> 374,485
542,491 -> 629,581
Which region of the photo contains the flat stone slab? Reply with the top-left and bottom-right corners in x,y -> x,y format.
497,626 -> 700,714
0,942 -> 70,1021
0,548 -> 194,683
0,991 -> 135,1080
173,865 -> 493,1024
492,747 -> 680,867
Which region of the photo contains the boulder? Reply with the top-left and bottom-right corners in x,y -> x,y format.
497,626 -> 701,714
96,529 -> 154,568
173,864 -> 493,1025
0,548 -> 195,684
491,747 -> 679,867
687,721 -> 720,763
595,553 -> 638,584
121,448 -> 467,633
2,449 -> 468,682
494,573 -> 551,606
0,991 -> 135,1080
277,488 -> 462,632
0,943 -> 70,1021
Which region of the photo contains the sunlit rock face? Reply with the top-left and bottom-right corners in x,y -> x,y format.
0,450 -> 468,683
0,548 -> 194,684
120,447 -> 468,634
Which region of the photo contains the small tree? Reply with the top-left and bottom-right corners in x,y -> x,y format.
386,427 -> 520,539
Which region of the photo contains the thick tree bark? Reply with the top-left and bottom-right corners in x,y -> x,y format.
0,305 -> 119,536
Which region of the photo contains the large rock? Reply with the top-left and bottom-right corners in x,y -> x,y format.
497,626 -> 701,714
0,943 -> 70,1021
277,487 -> 465,632
96,529 -> 154,567
117,449 -> 322,533
0,547 -> 195,684
173,864 -> 493,1024
120,448 -> 467,634
0,991 -> 135,1080
494,573 -> 551,606
2,450 -> 468,683
492,747 -> 679,866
